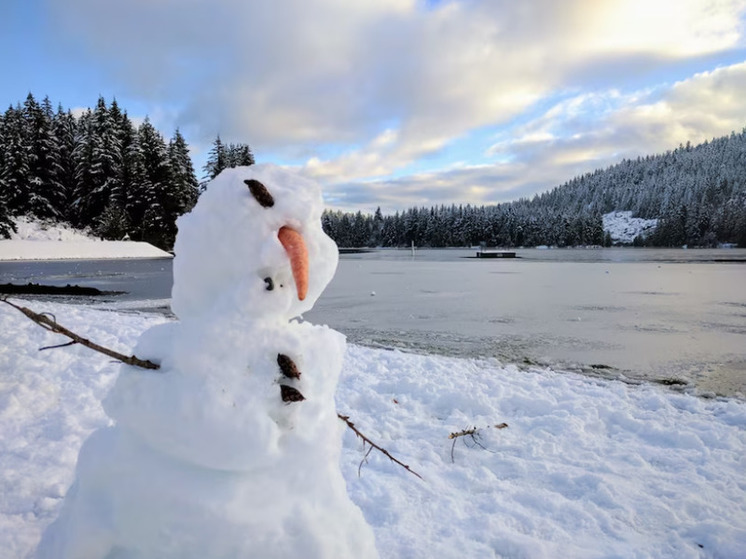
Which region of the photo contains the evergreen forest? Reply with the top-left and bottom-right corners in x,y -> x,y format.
0,94 -> 252,249
322,130 -> 746,248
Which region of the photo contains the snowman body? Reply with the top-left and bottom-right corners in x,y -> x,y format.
37,166 -> 379,559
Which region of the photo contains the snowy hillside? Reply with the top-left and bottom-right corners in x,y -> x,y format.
603,211 -> 658,244
1,217 -> 171,260
1,301 -> 744,558
9,217 -> 96,242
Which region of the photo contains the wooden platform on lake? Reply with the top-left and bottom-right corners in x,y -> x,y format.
475,251 -> 517,259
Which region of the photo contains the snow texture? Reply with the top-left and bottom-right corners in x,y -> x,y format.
603,211 -> 658,244
1,301 -> 745,558
0,217 -> 171,261
32,165 -> 378,558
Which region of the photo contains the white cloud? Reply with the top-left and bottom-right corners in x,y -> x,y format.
322,60 -> 746,212
49,0 -> 746,210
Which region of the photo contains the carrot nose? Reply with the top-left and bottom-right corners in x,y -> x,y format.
278,226 -> 309,301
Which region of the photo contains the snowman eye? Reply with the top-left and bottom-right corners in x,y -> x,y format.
244,179 -> 275,208
264,277 -> 274,291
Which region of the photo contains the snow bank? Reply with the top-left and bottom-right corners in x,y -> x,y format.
603,211 -> 658,244
0,240 -> 171,261
9,217 -> 96,242
0,217 -> 172,260
1,301 -> 745,558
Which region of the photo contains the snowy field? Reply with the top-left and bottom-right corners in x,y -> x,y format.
0,217 -> 171,260
1,300 -> 744,558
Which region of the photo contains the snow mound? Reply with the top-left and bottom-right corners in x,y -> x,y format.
9,216 -> 95,242
603,211 -> 658,244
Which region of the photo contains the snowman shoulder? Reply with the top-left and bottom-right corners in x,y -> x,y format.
131,321 -> 178,366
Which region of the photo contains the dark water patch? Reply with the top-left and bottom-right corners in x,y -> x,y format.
573,305 -> 626,312
0,283 -> 124,296
653,378 -> 689,387
488,317 -> 516,324
719,301 -> 746,309
699,322 -> 746,335
624,291 -> 681,297
631,324 -> 683,334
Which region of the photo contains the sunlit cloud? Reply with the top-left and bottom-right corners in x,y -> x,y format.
45,0 -> 746,211
322,60 -> 746,213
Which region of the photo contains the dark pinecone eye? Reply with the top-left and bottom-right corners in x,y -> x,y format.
264,277 -> 274,291
245,179 -> 274,208
277,354 -> 301,379
280,385 -> 305,403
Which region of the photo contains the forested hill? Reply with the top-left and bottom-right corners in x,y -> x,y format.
323,129 -> 746,248
0,93 -> 253,249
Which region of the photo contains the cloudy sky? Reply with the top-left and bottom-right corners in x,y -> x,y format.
2,0 -> 745,213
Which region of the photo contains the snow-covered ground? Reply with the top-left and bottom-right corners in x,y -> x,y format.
0,217 -> 171,260
603,211 -> 658,244
1,300 -> 744,558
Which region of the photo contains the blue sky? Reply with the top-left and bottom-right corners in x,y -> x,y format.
2,0 -> 745,213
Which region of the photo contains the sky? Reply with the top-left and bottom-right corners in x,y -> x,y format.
1,0 -> 745,213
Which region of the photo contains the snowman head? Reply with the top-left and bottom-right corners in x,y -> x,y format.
170,164 -> 339,322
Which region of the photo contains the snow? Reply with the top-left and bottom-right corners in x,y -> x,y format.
0,217 -> 171,260
603,211 -> 658,244
1,300 -> 745,558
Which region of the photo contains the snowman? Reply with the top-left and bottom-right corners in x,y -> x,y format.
37,165 -> 379,559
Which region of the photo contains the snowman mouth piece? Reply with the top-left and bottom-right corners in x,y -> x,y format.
277,226 -> 309,301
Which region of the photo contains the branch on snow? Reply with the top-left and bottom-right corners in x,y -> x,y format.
1,297 -> 160,370
449,423 -> 508,463
338,413 -> 424,481
2,297 -> 422,480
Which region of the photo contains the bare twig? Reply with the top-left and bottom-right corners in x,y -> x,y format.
3,297 -> 421,481
40,340 -> 78,351
338,413 -> 424,480
1,297 -> 160,370
449,423 -> 508,463
358,445 -> 374,478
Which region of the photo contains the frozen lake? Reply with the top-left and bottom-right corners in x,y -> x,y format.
2,248 -> 745,397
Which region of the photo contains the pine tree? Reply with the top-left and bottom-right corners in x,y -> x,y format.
161,129 -> 200,246
168,129 -> 199,213
0,109 -> 16,237
0,104 -> 31,214
50,105 -> 77,221
23,93 -> 60,218
226,143 -> 255,167
134,118 -> 171,248
202,135 -> 227,185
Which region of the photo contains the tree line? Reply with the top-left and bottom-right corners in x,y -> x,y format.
323,129 -> 746,248
2,93 -> 743,250
0,93 -> 253,249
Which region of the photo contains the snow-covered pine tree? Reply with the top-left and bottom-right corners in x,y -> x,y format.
22,94 -> 61,219
162,129 -> 200,247
226,142 -> 255,168
0,104 -> 31,214
50,105 -> 78,222
135,118 -> 171,248
202,135 -> 227,185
